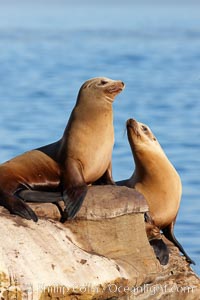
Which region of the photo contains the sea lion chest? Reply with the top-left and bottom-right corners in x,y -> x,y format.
134,160 -> 182,228
65,108 -> 114,183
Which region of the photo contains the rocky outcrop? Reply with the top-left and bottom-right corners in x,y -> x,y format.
0,186 -> 199,299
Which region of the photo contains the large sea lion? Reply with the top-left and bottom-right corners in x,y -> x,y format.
117,119 -> 194,264
0,77 -> 125,222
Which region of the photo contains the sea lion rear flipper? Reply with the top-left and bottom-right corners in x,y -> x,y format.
0,191 -> 38,222
13,201 -> 38,222
17,189 -> 62,203
162,223 -> 195,265
17,189 -> 68,222
150,239 -> 169,265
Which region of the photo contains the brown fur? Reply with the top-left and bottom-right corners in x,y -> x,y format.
117,119 -> 194,264
0,77 -> 125,222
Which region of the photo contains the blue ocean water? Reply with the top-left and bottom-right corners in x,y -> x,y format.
0,1 -> 199,275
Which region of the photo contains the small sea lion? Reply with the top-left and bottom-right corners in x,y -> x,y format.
0,77 -> 125,222
117,119 -> 194,265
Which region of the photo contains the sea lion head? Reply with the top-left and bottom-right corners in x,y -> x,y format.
77,77 -> 125,104
126,119 -> 162,154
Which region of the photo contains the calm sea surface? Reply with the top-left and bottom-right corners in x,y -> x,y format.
0,1 -> 199,275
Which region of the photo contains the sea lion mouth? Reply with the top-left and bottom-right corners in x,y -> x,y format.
106,81 -> 125,94
126,119 -> 141,138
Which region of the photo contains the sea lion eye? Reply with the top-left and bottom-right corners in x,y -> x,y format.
101,80 -> 108,85
142,125 -> 148,132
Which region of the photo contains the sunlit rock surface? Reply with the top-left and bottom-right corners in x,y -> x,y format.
0,186 -> 199,299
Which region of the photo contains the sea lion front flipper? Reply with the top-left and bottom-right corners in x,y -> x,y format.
150,239 -> 169,265
62,185 -> 87,221
144,212 -> 169,265
62,158 -> 88,221
162,223 -> 195,265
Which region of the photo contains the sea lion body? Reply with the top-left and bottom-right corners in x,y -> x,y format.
0,77 -> 125,221
118,129 -> 181,229
117,119 -> 194,264
0,151 -> 60,192
0,150 -> 61,221
58,95 -> 114,184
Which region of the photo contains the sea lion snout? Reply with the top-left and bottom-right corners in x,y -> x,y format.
101,79 -> 124,87
118,80 -> 125,88
126,119 -> 139,134
116,80 -> 125,89
126,119 -> 141,143
126,118 -> 137,127
105,80 -> 125,94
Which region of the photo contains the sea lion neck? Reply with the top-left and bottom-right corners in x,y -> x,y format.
76,92 -> 114,108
